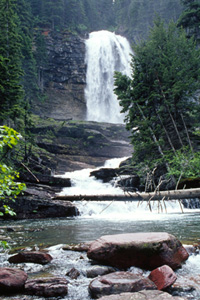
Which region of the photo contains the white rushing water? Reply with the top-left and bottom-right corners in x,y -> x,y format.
58,157 -> 200,220
85,30 -> 133,123
59,157 -> 127,196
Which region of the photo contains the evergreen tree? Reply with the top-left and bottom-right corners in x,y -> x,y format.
43,0 -> 65,30
114,20 -> 200,170
64,0 -> 87,32
115,0 -> 182,42
0,0 -> 24,128
178,0 -> 200,43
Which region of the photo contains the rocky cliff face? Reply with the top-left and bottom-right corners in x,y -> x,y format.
32,31 -> 87,120
30,119 -> 132,174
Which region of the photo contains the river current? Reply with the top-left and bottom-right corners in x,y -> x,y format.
0,157 -> 200,299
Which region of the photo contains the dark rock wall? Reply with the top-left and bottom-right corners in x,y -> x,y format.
32,31 -> 87,120
31,120 -> 132,174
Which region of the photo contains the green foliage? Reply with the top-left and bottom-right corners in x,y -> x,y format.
0,126 -> 26,215
114,0 -> 182,42
178,0 -> 200,43
114,19 -> 200,174
0,0 -> 25,126
0,240 -> 10,250
166,147 -> 200,179
0,125 -> 26,250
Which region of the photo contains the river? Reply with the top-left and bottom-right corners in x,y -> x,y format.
0,157 -> 200,299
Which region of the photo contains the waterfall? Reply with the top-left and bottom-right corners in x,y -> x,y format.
85,30 -> 132,123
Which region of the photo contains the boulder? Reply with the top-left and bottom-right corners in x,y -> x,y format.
89,271 -> 157,298
6,196 -> 79,219
116,175 -> 140,192
0,267 -> 28,293
90,168 -> 118,182
97,290 -> 186,300
8,251 -> 53,265
25,277 -> 68,297
87,265 -> 116,278
87,232 -> 189,270
148,265 -> 177,290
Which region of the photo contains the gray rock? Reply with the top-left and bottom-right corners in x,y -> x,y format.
6,197 -> 79,219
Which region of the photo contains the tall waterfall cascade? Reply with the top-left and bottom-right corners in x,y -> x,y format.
85,30 -> 133,123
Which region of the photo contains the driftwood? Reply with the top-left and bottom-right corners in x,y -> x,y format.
53,187 -> 200,202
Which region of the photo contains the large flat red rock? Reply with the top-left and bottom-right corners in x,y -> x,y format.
87,232 -> 189,270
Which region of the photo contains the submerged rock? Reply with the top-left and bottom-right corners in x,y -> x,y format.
87,232 -> 189,270
148,265 -> 177,290
25,277 -> 68,297
90,168 -> 118,182
8,251 -> 53,265
89,271 -> 156,298
66,267 -> 80,279
0,267 -> 27,294
97,290 -> 186,300
63,241 -> 92,252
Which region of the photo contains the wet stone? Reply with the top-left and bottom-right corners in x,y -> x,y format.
66,267 -> 80,279
87,265 -> 117,278
87,232 -> 189,270
149,265 -> 177,290
8,251 -> 53,265
25,277 -> 69,297
0,267 -> 28,294
89,271 -> 157,298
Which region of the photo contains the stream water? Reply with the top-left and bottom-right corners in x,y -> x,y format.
0,158 -> 200,299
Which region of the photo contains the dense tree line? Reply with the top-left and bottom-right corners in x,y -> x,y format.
114,0 -> 183,42
114,18 -> 200,182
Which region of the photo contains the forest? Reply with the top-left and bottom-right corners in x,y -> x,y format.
0,0 -> 200,220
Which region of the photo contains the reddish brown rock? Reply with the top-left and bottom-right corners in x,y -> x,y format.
8,251 -> 53,265
97,291 -> 186,300
0,267 -> 28,293
148,265 -> 177,290
87,232 -> 189,270
25,277 -> 68,297
66,267 -> 80,279
89,271 -> 157,298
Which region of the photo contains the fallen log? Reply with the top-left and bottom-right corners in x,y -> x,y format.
53,188 -> 200,202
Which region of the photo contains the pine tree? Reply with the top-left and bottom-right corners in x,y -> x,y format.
114,20 -> 200,168
0,0 -> 24,128
178,0 -> 200,43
